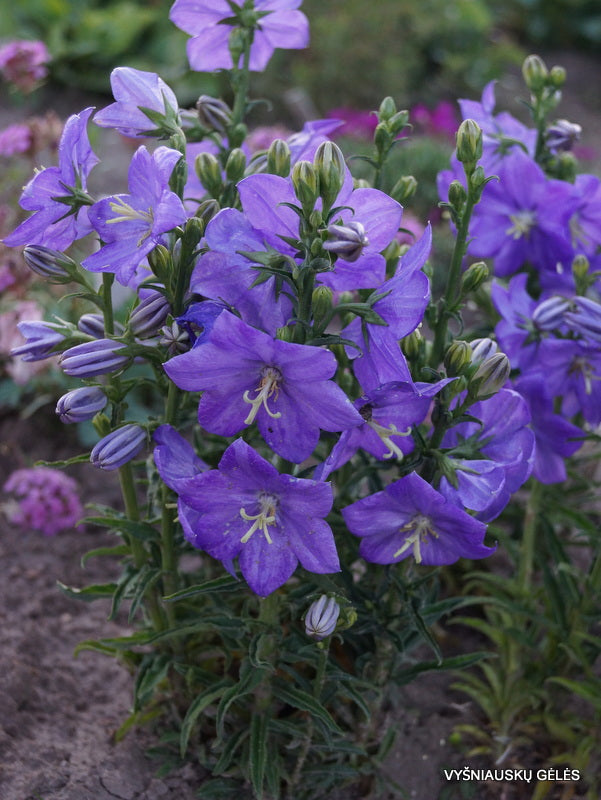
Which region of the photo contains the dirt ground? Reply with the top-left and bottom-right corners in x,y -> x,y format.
1,48 -> 600,800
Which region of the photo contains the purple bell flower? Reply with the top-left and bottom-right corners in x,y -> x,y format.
90,424 -> 147,471
164,311 -> 362,463
56,386 -> 108,423
160,437 -> 339,596
342,471 -> 495,566
59,338 -> 129,378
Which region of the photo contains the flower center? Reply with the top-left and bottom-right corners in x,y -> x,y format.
239,492 -> 278,544
243,366 -> 283,425
506,210 -> 536,240
359,403 -> 411,460
393,513 -> 438,563
569,355 -> 597,395
108,197 -> 154,246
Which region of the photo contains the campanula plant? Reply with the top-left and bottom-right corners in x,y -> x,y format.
4,3 -> 601,798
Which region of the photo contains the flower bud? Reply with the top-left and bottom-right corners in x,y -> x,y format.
90,424 -> 146,471
225,147 -> 246,183
195,152 -> 223,196
572,254 -> 590,282
311,285 -> 333,329
59,339 -> 129,378
291,159 -> 320,213
374,121 -> 393,153
378,96 -> 397,123
400,328 -> 423,359
129,292 -> 171,338
461,261 -> 489,295
444,340 -> 472,376
267,138 -> 291,177
56,386 -> 107,424
532,296 -> 570,331
564,296 -> 601,343
388,109 -> 409,136
275,325 -> 294,342
304,595 -> 340,641
78,313 -> 124,338
448,180 -> 467,209
522,54 -> 548,92
195,198 -> 220,229
548,65 -> 566,89
314,141 -> 346,209
390,175 -> 417,205
11,321 -> 66,362
555,151 -> 577,182
545,119 -> 581,154
148,244 -> 173,280
228,122 -> 247,149
196,95 -> 232,133
23,245 -> 76,282
228,27 -> 246,66
469,337 -> 498,364
455,119 -> 482,165
469,352 -> 511,399
323,221 -> 369,263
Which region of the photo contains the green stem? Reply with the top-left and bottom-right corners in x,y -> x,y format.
517,479 -> 543,595
102,273 -> 115,335
230,37 -> 252,135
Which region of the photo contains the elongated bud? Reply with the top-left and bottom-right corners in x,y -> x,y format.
56,386 -> 107,424
275,325 -> 294,342
456,119 -> 482,166
228,122 -> 247,149
444,340 -> 472,376
59,339 -> 129,378
23,245 -> 76,282
181,215 -> 204,252
305,595 -> 340,641
572,254 -> 590,286
225,148 -> 246,183
461,261 -> 489,294
267,139 -> 291,177
323,221 -> 369,263
129,292 -> 171,338
378,96 -> 397,123
291,159 -> 319,213
522,54 -> 548,92
148,244 -> 173,281
468,352 -> 511,399
391,174 -> 417,204
90,424 -> 146,471
374,121 -> 393,153
532,296 -> 570,331
195,152 -> 223,196
469,337 -> 498,364
196,95 -> 232,133
11,321 -> 66,362
388,109 -> 409,136
228,27 -> 245,67
311,286 -> 333,329
314,141 -> 346,209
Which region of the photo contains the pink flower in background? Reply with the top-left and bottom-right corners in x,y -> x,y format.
3,467 -> 83,536
0,123 -> 32,156
327,107 -> 377,141
0,40 -> 50,93
412,100 -> 458,142
246,124 -> 292,153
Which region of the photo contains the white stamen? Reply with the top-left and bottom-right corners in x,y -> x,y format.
393,514 -> 438,563
366,419 -> 411,460
239,493 -> 278,544
243,366 -> 282,425
506,210 -> 536,240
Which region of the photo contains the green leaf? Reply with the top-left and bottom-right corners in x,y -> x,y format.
57,580 -> 118,601
196,778 -> 240,799
163,575 -> 241,602
249,713 -> 268,800
546,677 -> 601,711
273,682 -> 342,734
133,654 -> 171,711
128,567 -> 163,623
180,680 -> 233,757
216,660 -> 266,740
82,515 -> 159,541
394,651 -> 493,685
81,544 -> 129,566
212,729 -> 249,776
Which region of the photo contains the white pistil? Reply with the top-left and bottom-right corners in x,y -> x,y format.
243,366 -> 282,425
393,514 -> 438,563
506,209 -> 536,240
239,494 -> 278,544
366,419 -> 411,460
570,355 -> 597,395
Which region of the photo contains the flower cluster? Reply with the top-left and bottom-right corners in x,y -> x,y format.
0,39 -> 50,93
3,466 -> 82,536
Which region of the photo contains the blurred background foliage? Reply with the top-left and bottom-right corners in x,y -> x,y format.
3,0 -> 601,115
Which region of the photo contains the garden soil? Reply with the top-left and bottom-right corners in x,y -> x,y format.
1,49 -> 600,800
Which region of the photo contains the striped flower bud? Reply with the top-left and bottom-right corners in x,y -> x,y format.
461,261 -> 489,294
195,152 -> 223,197
456,119 -> 482,166
225,148 -> 246,183
444,340 -> 472,376
522,55 -> 549,92
545,119 -> 581,154
90,424 -> 146,471
59,339 -> 129,378
469,352 -> 511,400
291,159 -> 319,213
532,296 -> 570,331
469,337 -> 498,364
267,138 -> 291,177
23,245 -> 76,282
314,141 -> 346,209
11,321 -> 66,362
304,595 -> 340,641
128,292 -> 171,338
78,313 -> 124,338
323,221 -> 369,263
196,95 -> 232,133
56,386 -> 108,424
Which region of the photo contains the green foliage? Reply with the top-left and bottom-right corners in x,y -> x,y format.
449,473 -> 601,798
491,0 -> 601,49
